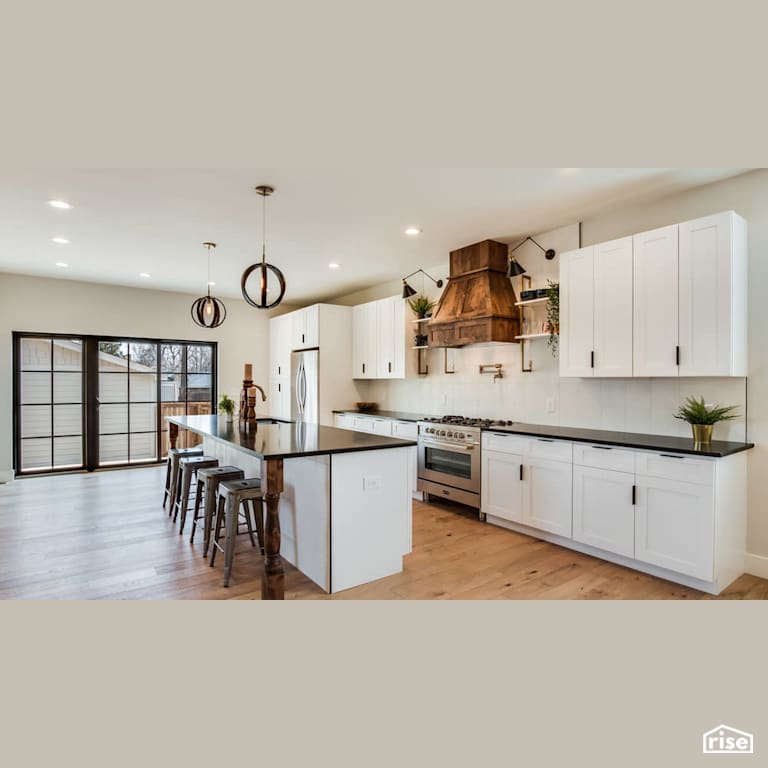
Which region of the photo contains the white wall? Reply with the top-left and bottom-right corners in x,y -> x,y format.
330,171 -> 768,562
0,273 -> 289,481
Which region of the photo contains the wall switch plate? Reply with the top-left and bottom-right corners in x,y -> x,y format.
363,476 -> 381,491
546,397 -> 557,413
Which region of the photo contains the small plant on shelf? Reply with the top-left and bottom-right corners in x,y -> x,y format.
408,293 -> 435,319
218,393 -> 236,422
545,280 -> 559,356
673,395 -> 738,444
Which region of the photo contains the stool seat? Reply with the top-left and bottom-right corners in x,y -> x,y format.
211,478 -> 264,586
163,447 -> 204,510
173,455 -> 220,533
190,465 -> 245,555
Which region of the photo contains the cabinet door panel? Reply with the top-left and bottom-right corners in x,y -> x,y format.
573,466 -> 634,557
635,476 -> 714,580
678,212 -> 732,376
481,449 -> 523,522
269,314 -> 291,378
559,246 -> 594,377
594,237 -> 633,376
633,225 -> 679,376
352,303 -> 377,378
522,458 -> 572,537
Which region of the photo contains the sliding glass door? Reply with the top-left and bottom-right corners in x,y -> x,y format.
13,334 -> 216,475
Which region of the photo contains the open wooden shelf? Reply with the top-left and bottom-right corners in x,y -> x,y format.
411,317 -> 431,324
411,345 -> 430,349
515,297 -> 548,307
514,332 -> 553,340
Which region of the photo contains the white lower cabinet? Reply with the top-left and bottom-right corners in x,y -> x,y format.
481,432 -> 746,594
521,457 -> 572,537
481,449 -> 523,522
573,465 -> 635,558
634,475 -> 714,581
269,378 -> 290,420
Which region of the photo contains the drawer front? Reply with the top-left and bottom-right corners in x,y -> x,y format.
369,418 -> 393,436
635,451 -> 714,485
525,437 -> 573,463
482,432 -> 530,455
573,444 -> 635,474
391,421 -> 417,439
334,414 -> 355,430
352,416 -> 374,432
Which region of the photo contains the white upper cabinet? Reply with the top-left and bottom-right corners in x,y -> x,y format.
378,295 -> 405,379
559,246 -> 595,377
269,313 -> 292,379
291,305 -> 319,350
633,224 -> 679,377
678,211 -> 748,377
560,212 -> 747,379
594,237 -> 633,376
352,301 -> 378,379
352,295 -> 405,379
559,237 -> 633,377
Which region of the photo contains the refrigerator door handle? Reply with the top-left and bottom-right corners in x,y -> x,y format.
300,365 -> 308,412
295,361 -> 304,415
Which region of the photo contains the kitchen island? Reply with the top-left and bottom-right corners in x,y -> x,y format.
168,415 -> 416,599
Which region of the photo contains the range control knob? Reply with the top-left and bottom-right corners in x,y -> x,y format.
457,432 -> 464,439
439,430 -> 446,436
446,431 -> 454,438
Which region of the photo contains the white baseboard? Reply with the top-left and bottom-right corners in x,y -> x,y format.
0,468 -> 13,484
745,553 -> 768,579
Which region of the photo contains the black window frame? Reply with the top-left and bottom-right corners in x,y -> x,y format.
12,332 -> 218,477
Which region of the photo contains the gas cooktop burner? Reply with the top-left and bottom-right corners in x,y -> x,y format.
423,415 -> 515,428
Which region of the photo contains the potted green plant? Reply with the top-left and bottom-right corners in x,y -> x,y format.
673,395 -> 738,444
408,293 -> 436,319
218,393 -> 236,423
545,280 -> 559,356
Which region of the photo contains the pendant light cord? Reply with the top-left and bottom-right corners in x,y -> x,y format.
262,192 -> 267,265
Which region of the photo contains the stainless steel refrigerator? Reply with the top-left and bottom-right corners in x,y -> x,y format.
290,349 -> 319,422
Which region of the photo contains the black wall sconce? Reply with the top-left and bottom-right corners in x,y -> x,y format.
506,236 -> 556,278
401,268 -> 444,298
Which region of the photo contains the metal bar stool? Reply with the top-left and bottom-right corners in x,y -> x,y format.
173,455 -> 219,534
210,478 -> 264,587
163,447 -> 204,512
191,465 -> 245,556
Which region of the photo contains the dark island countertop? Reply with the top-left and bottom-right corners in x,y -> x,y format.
332,409 -> 432,422
168,415 -> 416,461
484,422 -> 753,458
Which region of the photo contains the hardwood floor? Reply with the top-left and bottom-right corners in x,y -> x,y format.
1,466 -> 766,600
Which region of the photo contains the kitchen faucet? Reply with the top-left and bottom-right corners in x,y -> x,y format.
251,384 -> 267,401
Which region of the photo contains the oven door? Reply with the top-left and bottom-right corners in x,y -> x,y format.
418,438 -> 480,493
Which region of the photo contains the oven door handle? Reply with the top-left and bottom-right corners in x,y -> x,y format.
421,440 -> 476,451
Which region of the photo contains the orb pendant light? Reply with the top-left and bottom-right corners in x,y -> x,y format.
191,242 -> 227,328
241,185 -> 286,310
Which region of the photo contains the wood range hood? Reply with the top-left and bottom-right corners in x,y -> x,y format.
427,239 -> 521,347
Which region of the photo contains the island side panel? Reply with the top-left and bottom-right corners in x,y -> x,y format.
330,447 -> 411,594
201,437 -> 331,592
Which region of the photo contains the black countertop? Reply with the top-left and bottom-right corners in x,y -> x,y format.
168,415 -> 416,461
484,422 -> 753,458
332,409 -> 430,423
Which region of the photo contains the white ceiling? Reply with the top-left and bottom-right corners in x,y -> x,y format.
0,168 -> 751,304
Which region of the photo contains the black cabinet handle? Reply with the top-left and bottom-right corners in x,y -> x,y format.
675,345 -> 680,366
592,445 -> 612,450
388,361 -> 392,373
278,365 -> 281,375
519,464 -> 523,481
632,484 -> 636,505
590,350 -> 595,368
362,363 -> 365,374
278,383 -> 281,393
302,333 -> 305,344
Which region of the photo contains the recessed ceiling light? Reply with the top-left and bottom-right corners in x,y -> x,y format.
404,227 -> 422,236
139,272 -> 151,278
328,263 -> 341,269
50,237 -> 70,244
55,262 -> 68,268
48,200 -> 72,209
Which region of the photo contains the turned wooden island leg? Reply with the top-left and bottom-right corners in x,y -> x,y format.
262,458 -> 285,600
169,421 -> 179,450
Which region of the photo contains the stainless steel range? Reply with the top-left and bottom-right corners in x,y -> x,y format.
417,415 -> 514,514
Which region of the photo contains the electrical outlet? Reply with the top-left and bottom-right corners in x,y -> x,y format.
363,476 -> 381,492
546,397 -> 557,413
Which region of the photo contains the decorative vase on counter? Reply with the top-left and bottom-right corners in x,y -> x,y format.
691,424 -> 713,445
